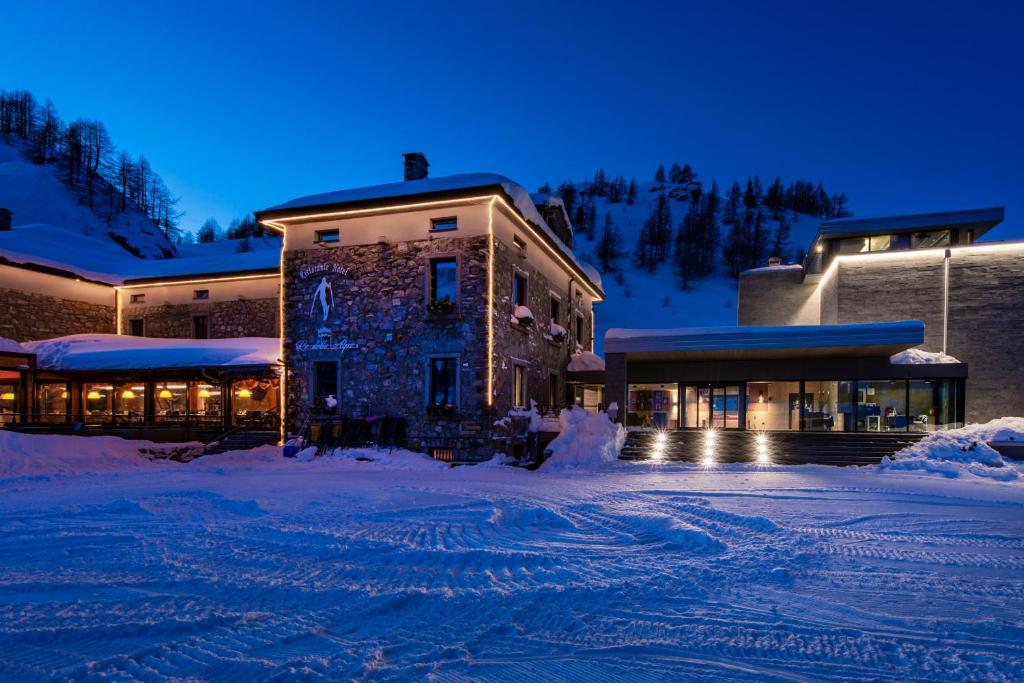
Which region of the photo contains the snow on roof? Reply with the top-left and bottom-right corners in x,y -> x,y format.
605,321 -> 925,354
816,207 -> 1004,242
567,351 -> 605,372
24,334 -> 281,372
742,263 -> 804,275
890,348 -> 960,364
264,173 -> 603,296
0,224 -> 280,285
0,338 -> 29,355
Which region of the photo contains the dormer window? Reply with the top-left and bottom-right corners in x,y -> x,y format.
430,217 -> 457,232
129,293 -> 145,304
193,289 -> 210,300
315,229 -> 340,243
513,234 -> 526,250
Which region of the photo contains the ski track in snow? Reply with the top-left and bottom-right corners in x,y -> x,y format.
0,463 -> 1022,681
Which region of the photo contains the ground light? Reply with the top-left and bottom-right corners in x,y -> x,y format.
755,432 -> 771,465
650,431 -> 667,460
702,429 -> 716,467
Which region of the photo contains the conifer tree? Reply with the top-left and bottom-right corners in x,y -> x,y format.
538,182 -> 552,194
668,163 -> 683,184
556,181 -> 577,218
197,217 -> 220,243
597,212 -> 622,273
724,181 -> 742,225
626,178 -> 638,205
654,164 -> 666,183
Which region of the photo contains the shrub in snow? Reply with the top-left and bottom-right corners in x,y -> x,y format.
878,417 -> 1024,481
542,406 -> 626,470
548,321 -> 567,341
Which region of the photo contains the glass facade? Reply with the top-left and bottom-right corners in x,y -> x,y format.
233,379 -> 280,429
83,383 -> 114,424
628,383 -> 679,428
0,371 -> 18,425
116,383 -> 147,424
633,379 -> 962,433
36,383 -> 68,423
189,382 -> 223,426
155,382 -> 188,421
745,382 -> 801,431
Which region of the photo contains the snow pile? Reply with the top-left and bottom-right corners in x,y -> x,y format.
548,321 -> 567,339
0,338 -> 28,354
542,406 -> 625,470
890,348 -> 960,364
511,305 -> 534,324
508,400 -> 544,432
878,417 -> 1024,481
568,350 -> 605,372
0,431 -> 187,477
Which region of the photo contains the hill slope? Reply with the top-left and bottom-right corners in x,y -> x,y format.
0,136 -> 176,259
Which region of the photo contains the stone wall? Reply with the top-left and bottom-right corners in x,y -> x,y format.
122,298 -> 279,338
490,238 -> 584,417
283,235 -> 492,455
738,266 -> 819,326
0,286 -> 115,341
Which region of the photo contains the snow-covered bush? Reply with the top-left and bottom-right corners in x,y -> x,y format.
510,305 -> 534,326
547,321 -> 567,342
542,406 -> 625,470
877,417 -> 1024,481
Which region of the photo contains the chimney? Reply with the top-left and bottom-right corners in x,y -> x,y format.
767,255 -> 782,267
0,208 -> 11,231
403,152 -> 429,181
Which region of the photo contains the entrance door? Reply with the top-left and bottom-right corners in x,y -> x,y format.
685,384 -> 743,429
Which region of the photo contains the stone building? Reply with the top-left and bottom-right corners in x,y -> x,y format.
256,162 -> 603,458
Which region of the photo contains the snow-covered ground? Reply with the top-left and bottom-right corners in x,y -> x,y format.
1,434 -> 1022,681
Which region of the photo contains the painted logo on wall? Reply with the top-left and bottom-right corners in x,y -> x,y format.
296,262 -> 360,353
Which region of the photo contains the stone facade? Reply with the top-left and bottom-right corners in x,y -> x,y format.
283,235 -> 492,455
489,237 -> 587,417
121,298 -> 279,338
738,267 -> 819,326
0,286 -> 115,341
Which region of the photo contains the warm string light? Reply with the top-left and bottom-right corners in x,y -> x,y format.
486,198 -> 496,406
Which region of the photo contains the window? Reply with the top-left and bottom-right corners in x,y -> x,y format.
744,381 -> 801,431
429,257 -> 458,304
804,381 -> 855,432
549,296 -> 560,323
513,271 -> 527,307
129,293 -> 145,304
116,383 -> 146,424
857,380 -> 908,432
36,383 -> 69,423
315,229 -> 340,243
193,289 -> 210,300
575,314 -> 584,344
630,383 -> 679,428
513,364 -> 527,408
430,217 -> 458,232
910,230 -> 951,250
428,357 -> 458,408
513,234 -> 527,250
548,373 -> 559,408
192,315 -> 209,339
835,235 -> 891,254
129,319 -> 144,336
314,361 -> 339,413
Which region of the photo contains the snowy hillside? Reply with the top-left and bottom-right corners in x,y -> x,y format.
540,179 -> 826,354
0,136 -> 176,259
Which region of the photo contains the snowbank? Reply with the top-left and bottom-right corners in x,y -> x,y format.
0,431 -> 199,477
568,350 -> 605,372
878,417 -> 1024,481
542,407 -> 625,470
890,348 -> 960,364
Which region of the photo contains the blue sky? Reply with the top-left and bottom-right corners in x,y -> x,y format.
3,0 -> 1022,238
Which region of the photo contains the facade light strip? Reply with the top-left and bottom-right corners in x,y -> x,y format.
120,273 -> 281,290
487,198 -> 496,406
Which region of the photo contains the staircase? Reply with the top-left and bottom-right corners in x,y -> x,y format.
204,430 -> 281,454
620,430 -> 927,466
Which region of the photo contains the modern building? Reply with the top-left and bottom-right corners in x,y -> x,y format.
605,207 -> 1022,436
254,154 -> 603,458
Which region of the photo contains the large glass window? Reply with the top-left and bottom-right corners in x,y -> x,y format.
429,357 -> 458,409
189,382 -> 222,425
512,364 -> 526,408
745,381 -> 801,430
155,382 -> 187,421
83,383 -> 114,424
908,378 -> 962,432
836,235 -> 892,254
804,381 -> 855,431
116,383 -> 147,424
0,372 -> 18,425
911,230 -> 951,250
36,383 -> 68,423
233,379 -> 280,428
684,386 -> 709,429
629,383 -> 679,428
430,257 -> 457,305
711,386 -> 741,429
858,380 -> 908,432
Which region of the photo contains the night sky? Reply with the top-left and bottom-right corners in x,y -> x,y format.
3,0 -> 1022,238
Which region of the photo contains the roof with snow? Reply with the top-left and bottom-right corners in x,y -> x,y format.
24,334 -> 281,373
605,321 -> 927,359
815,207 -> 1004,243
0,224 -> 280,285
257,173 -> 603,297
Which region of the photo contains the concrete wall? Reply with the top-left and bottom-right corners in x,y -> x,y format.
0,264 -> 115,341
738,266 -> 819,326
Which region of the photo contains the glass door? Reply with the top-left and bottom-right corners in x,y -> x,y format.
685,384 -> 743,429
